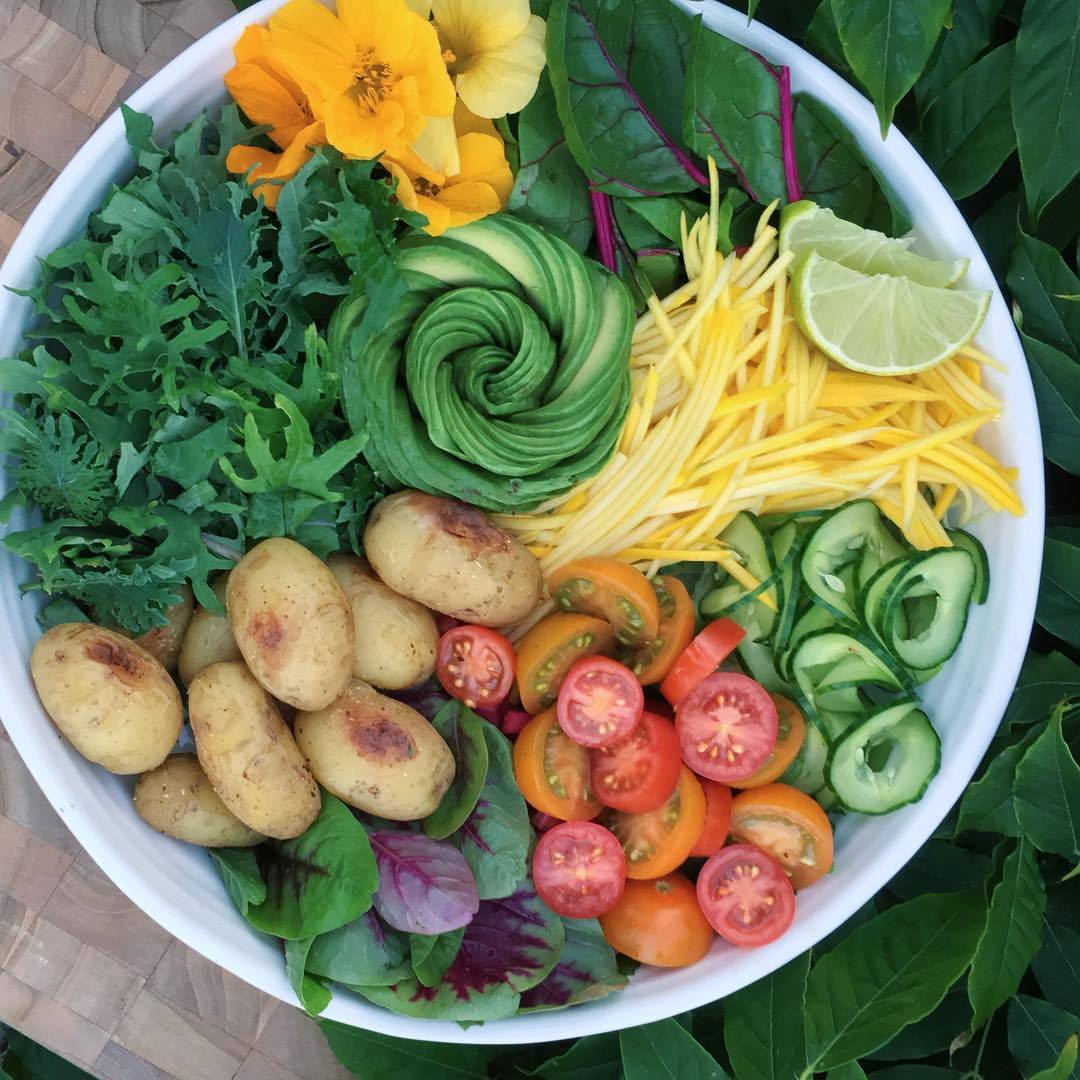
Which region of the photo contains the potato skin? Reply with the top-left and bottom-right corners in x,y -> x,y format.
134,754 -> 265,848
178,575 -> 241,686
30,623 -> 183,774
188,661 -> 321,840
364,491 -> 543,627
294,680 -> 455,820
132,585 -> 194,673
227,538 -> 354,711
327,554 -> 438,690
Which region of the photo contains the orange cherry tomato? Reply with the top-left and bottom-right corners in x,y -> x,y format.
548,557 -> 660,647
689,780 -> 733,858
599,873 -> 714,968
512,707 -> 601,821
602,765 -> 706,879
515,613 -> 616,715
729,782 -> 835,890
660,618 -> 746,705
621,576 -> 696,686
733,695 -> 807,789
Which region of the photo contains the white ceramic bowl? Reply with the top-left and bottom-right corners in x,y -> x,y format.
0,0 -> 1045,1045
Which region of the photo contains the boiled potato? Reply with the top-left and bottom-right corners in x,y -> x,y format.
294,680 -> 454,820
327,554 -> 438,690
227,538 -> 354,711
188,661 -> 320,840
130,585 -> 193,673
364,491 -> 542,626
134,754 -> 265,848
30,623 -> 183,775
178,574 -> 241,686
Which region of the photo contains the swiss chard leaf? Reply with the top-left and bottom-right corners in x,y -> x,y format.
1014,704 -> 1080,860
619,1019 -> 728,1080
306,911 -> 411,988
519,918 -> 627,1012
423,703 -> 489,841
246,793 -> 378,940
547,0 -> 706,197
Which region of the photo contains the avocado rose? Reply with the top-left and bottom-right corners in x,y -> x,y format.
331,214 -> 633,513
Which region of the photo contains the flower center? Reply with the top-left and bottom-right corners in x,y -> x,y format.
350,47 -> 393,110
413,177 -> 442,198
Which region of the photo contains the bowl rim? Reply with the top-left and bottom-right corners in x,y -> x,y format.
0,0 -> 1046,1045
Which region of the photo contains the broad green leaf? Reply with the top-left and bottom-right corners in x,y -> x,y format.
1033,921 -> 1080,1014
724,953 -> 810,1080
0,1030 -> 96,1080
284,937 -> 331,1017
1008,996 -> 1080,1079
423,702 -> 489,840
619,1019 -> 728,1080
806,2 -> 847,69
955,729 -> 1038,836
918,43 -> 1016,200
1014,705 -> 1080,860
888,841 -> 993,898
319,1020 -> 491,1079
307,911 -> 411,988
409,927 -> 466,987
915,0 -> 1005,113
1030,1035 -> 1078,1080
1037,535 -> 1080,649
209,847 -> 266,917
1008,232 -> 1080,361
867,988 -> 972,1061
1004,651 -> 1080,733
972,189 -> 1019,283
830,0 -> 952,135
826,1065 -> 868,1080
531,1033 -> 621,1080
869,1069 -> 966,1080
1011,0 -> 1080,219
804,890 -> 988,1071
968,838 -> 1047,1030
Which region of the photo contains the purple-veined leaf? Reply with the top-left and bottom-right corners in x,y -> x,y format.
520,917 -> 628,1012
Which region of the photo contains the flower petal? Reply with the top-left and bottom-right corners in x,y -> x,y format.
411,114 -> 461,176
224,62 -> 310,149
268,0 -> 354,102
453,131 -> 512,202
439,180 -> 504,231
454,14 -> 545,117
233,24 -> 271,64
405,0 -> 433,15
433,0 -> 531,55
454,98 -> 499,139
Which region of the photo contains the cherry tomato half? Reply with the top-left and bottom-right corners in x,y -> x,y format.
689,780 -> 733,858
599,873 -> 714,967
660,619 -> 746,706
733,695 -> 807,789
590,711 -> 682,813
532,820 -> 627,919
516,613 -> 616,715
602,766 -> 705,880
557,656 -> 644,749
696,844 -> 796,947
675,672 -> 778,782
729,783 -> 834,890
548,556 -> 660,647
512,707 -> 601,821
621,576 -> 696,686
436,625 -> 515,709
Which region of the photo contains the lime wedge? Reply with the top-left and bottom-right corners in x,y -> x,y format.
792,252 -> 991,375
780,201 -> 968,289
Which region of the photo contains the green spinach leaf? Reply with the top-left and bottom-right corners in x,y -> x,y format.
423,702 -> 489,841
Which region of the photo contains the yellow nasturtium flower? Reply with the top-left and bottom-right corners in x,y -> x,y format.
385,131 -> 513,235
226,121 -> 326,209
267,0 -> 455,161
432,0 -> 546,119
410,98 -> 501,176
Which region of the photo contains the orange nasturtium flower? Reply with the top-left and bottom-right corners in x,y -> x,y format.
266,0 -> 455,161
384,131 -> 513,236
432,0 -> 546,119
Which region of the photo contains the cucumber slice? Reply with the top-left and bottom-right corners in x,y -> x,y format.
880,548 -> 976,670
704,512 -> 779,641
946,528 -> 990,604
700,571 -> 779,643
779,604 -> 841,681
827,701 -> 941,814
815,685 -> 867,714
770,521 -> 802,654
801,501 -> 904,622
815,785 -> 843,813
737,637 -> 792,695
790,630 -> 907,707
780,719 -> 828,794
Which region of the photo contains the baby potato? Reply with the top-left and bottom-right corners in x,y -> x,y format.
294,680 -> 454,821
364,491 -> 543,627
327,554 -> 438,690
132,585 -> 194,673
227,538 -> 354,711
178,575 -> 241,686
134,754 -> 265,848
30,623 -> 183,775
188,661 -> 320,840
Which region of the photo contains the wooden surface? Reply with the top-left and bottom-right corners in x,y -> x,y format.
0,4 -> 356,1078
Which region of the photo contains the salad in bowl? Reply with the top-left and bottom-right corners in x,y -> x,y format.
0,0 -> 1043,1042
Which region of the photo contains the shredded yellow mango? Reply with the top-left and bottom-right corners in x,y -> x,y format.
496,161 -> 1022,607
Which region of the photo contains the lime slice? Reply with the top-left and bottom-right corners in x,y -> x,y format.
792,252 -> 991,375
780,201 -> 968,289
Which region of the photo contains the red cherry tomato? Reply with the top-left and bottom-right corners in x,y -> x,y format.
532,820 -> 627,919
696,844 -> 795,947
689,780 -> 733,857
660,619 -> 746,706
436,625 -> 515,710
590,711 -> 682,813
675,671 -> 778,782
556,656 -> 644,749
